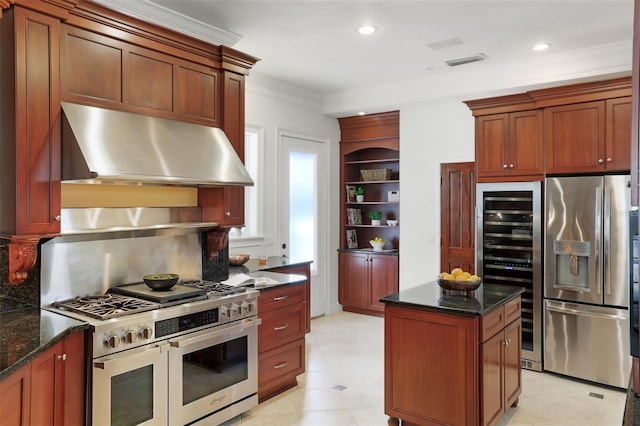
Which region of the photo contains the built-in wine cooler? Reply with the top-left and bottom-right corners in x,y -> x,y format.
476,181 -> 543,371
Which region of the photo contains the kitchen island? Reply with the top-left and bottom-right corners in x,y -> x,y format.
380,283 -> 524,426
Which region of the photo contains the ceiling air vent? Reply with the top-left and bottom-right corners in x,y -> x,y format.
445,53 -> 488,67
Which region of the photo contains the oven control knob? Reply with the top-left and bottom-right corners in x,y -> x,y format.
243,303 -> 253,314
104,334 -> 120,349
139,326 -> 153,340
122,330 -> 137,344
233,304 -> 243,316
222,306 -> 232,319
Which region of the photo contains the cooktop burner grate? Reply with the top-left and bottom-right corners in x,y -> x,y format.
53,293 -> 160,320
180,280 -> 246,297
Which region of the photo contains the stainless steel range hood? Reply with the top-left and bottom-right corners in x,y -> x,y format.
61,102 -> 253,187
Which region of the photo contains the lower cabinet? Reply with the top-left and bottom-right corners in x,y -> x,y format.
0,330 -> 86,426
257,282 -> 307,402
339,251 -> 398,316
384,296 -> 521,426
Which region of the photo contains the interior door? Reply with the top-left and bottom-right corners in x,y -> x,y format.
440,162 -> 476,273
279,133 -> 327,318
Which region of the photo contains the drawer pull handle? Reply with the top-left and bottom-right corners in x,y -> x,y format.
274,361 -> 288,369
274,323 -> 289,331
273,295 -> 288,301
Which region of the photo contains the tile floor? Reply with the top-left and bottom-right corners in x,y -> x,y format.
224,311 -> 627,425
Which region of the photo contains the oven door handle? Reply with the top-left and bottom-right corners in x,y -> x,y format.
93,343 -> 169,369
169,317 -> 261,348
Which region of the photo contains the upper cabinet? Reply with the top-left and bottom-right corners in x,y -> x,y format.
466,77 -> 632,182
0,6 -> 62,237
475,110 -> 544,181
545,97 -> 631,174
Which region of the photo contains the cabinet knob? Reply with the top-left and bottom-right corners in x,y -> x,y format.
503,164 -> 508,169
57,354 -> 67,361
598,158 -> 604,164
606,157 -> 612,162
509,164 -> 514,169
225,211 -> 231,216
54,215 -> 61,222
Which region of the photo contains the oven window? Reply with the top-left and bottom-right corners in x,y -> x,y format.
183,336 -> 248,405
111,365 -> 154,426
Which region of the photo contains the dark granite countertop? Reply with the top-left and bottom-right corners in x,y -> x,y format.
237,256 -> 312,272
0,296 -> 89,381
337,248 -> 399,256
380,282 -> 525,316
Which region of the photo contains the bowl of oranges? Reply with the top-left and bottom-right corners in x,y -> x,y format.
437,268 -> 482,292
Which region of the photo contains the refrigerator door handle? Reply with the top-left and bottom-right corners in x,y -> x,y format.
604,185 -> 611,296
545,302 -> 627,321
595,187 -> 602,295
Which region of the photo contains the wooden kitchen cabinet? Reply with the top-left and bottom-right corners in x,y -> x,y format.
475,110 -> 544,181
0,331 -> 86,426
338,251 -> 398,316
338,112 -> 400,317
260,262 -> 311,333
481,297 -> 522,426
0,6 -> 61,237
257,282 -> 307,402
383,294 -> 521,426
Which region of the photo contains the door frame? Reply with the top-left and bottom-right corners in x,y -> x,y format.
276,128 -> 330,318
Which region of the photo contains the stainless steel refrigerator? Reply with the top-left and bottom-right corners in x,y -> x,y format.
544,175 -> 631,388
476,181 -> 543,371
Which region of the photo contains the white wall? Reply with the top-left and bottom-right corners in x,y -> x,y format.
399,98 -> 475,289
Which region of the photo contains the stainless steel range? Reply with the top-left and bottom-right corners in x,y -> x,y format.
50,281 -> 260,426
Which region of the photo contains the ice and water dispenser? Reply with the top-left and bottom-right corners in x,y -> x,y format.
553,240 -> 591,290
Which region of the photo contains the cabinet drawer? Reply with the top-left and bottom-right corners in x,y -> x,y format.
482,306 -> 505,342
258,338 -> 305,386
504,296 -> 522,325
258,284 -> 305,312
259,303 -> 305,351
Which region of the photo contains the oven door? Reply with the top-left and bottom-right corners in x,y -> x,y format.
168,317 -> 260,425
92,342 -> 169,426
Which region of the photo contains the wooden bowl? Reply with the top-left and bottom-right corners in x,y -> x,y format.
143,273 -> 179,290
436,277 -> 482,292
229,254 -> 250,266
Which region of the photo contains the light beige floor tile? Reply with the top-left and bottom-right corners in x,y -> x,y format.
245,311 -> 627,425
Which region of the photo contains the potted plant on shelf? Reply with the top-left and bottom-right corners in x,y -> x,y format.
355,186 -> 365,203
368,210 -> 382,226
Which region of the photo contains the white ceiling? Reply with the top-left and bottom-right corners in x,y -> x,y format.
97,1 -> 634,102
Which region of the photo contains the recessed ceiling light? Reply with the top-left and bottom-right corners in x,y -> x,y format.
532,43 -> 551,51
358,25 -> 376,35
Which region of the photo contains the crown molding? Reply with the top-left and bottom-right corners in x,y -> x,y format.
92,0 -> 242,46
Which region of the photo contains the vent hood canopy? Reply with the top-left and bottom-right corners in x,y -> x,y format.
61,102 -> 254,187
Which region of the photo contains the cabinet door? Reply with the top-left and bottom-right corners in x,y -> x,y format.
545,101 -> 605,174
509,110 -> 544,177
222,71 -> 246,226
503,319 -> 522,409
15,7 -> 61,234
338,252 -> 369,309
0,363 -> 31,426
369,254 -> 399,311
62,331 -> 86,426
30,341 -> 64,426
605,97 -> 632,172
481,330 -> 505,426
476,114 -> 508,178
